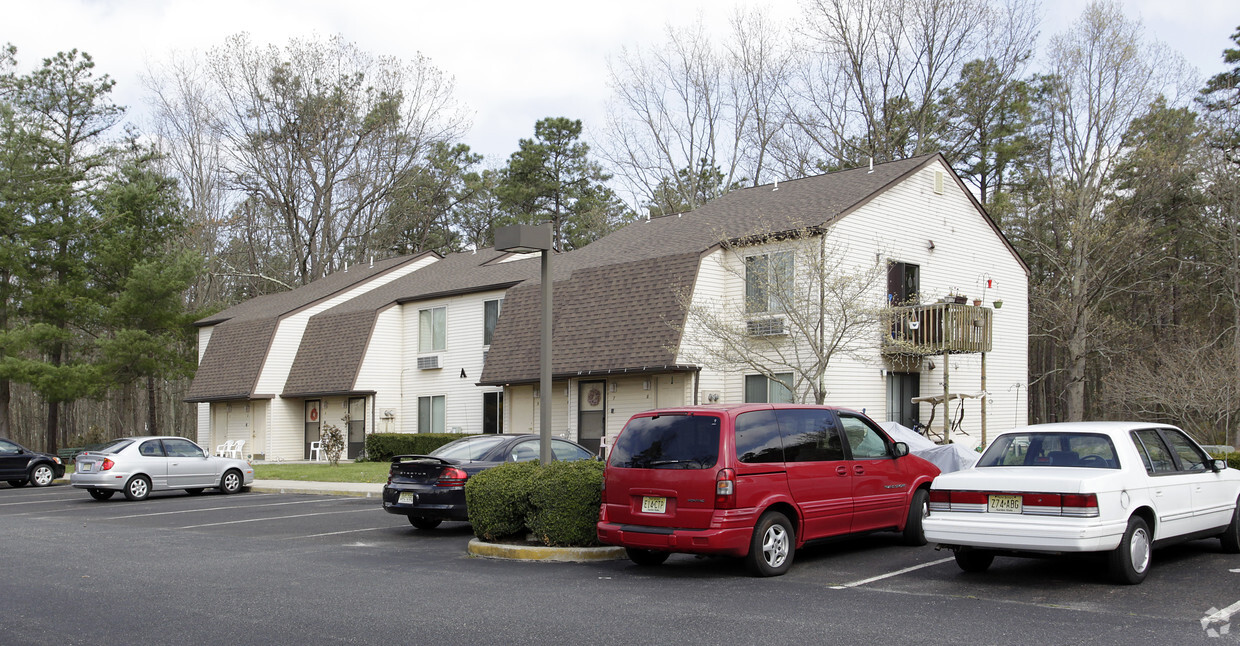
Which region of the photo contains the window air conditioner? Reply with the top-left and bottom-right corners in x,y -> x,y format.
417,355 -> 442,370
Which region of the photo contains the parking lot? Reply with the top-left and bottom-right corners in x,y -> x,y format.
2,482 -> 1238,645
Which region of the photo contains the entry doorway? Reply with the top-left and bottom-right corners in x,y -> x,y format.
304,400 -> 321,460
886,373 -> 920,430
347,397 -> 366,459
578,381 -> 606,455
483,392 -> 503,434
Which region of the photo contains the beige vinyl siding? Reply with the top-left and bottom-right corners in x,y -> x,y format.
400,289 -> 507,435
674,158 -> 1027,448
354,305 -> 404,432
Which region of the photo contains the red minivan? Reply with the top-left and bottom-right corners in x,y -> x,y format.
597,404 -> 940,576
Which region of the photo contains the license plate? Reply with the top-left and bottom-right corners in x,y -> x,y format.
988,494 -> 1022,514
398,492 -> 415,505
641,496 -> 667,514
80,464 -> 92,473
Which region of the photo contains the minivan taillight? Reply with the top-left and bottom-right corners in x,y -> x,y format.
715,468 -> 736,509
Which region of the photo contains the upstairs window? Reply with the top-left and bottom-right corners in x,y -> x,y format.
744,373 -> 794,404
483,299 -> 503,345
745,251 -> 794,314
419,307 -> 446,353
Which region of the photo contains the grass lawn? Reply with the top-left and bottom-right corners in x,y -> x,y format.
252,461 -> 390,483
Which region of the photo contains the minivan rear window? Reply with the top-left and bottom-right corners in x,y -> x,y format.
609,414 -> 720,469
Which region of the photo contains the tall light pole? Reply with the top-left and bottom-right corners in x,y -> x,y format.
494,223 -> 554,464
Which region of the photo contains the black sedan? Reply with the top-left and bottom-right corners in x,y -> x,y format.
382,434 -> 595,529
1,438 -> 66,488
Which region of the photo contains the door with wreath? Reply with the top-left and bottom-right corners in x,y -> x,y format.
577,381 -> 606,455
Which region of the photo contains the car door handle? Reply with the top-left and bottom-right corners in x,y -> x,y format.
835,466 -> 848,476
853,465 -> 865,475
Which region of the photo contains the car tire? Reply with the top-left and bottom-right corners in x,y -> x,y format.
219,470 -> 243,495
746,510 -> 795,577
1108,516 -> 1151,585
185,488 -> 205,496
954,548 -> 994,573
1219,498 -> 1240,554
902,488 -> 929,546
625,548 -> 670,567
87,488 -> 115,501
7,479 -> 28,487
408,517 -> 442,530
123,475 -> 151,501
29,464 -> 56,487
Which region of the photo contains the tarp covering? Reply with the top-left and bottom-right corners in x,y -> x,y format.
879,421 -> 979,474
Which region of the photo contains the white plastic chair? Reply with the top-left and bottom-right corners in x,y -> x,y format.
216,440 -> 234,457
309,441 -> 324,462
225,439 -> 245,459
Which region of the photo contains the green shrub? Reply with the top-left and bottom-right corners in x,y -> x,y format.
365,433 -> 476,461
465,461 -> 540,541
526,460 -> 605,547
1227,453 -> 1240,470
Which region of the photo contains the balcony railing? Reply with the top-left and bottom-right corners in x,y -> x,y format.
883,302 -> 992,355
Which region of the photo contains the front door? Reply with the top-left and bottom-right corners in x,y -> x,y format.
578,381 -> 606,455
0,438 -> 25,479
347,397 -> 366,459
483,392 -> 503,434
163,438 -> 213,488
838,413 -> 909,532
886,373 -> 920,430
773,408 -> 854,540
305,400 -> 321,460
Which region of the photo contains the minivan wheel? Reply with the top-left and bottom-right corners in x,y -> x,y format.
625,548 -> 670,567
746,511 -> 795,577
901,488 -> 929,546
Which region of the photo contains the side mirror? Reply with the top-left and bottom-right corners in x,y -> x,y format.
1211,458 -> 1228,473
893,442 -> 910,458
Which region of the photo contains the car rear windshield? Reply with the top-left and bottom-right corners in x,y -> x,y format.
93,439 -> 133,454
978,432 -> 1119,468
430,435 -> 507,461
608,414 -> 720,469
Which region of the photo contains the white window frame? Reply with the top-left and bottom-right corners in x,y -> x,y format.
419,306 -> 446,353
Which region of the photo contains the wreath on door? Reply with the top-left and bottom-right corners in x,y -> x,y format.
587,387 -> 602,407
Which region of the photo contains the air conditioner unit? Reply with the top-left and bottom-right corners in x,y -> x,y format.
747,317 -> 786,337
482,349 -> 489,365
417,355 -> 442,370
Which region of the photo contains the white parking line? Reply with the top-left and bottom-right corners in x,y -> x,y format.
1204,599 -> 1240,623
830,556 -> 955,589
178,508 -> 374,529
108,498 -> 335,520
0,495 -> 83,507
282,527 -> 392,540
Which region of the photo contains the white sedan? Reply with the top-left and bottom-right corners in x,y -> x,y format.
923,422 -> 1240,584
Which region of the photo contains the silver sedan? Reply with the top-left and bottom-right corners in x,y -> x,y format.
71,436 -> 255,501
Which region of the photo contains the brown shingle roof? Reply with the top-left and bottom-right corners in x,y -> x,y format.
186,254 -> 431,402
280,249 -> 533,397
185,318 -> 278,402
478,253 -> 702,385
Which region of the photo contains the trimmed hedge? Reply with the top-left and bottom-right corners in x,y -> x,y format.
465,461 -> 540,541
365,433 -> 477,462
464,458 -> 605,547
527,460 -> 606,547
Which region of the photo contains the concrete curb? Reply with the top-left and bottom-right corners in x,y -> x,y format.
467,538 -> 626,562
249,484 -> 379,498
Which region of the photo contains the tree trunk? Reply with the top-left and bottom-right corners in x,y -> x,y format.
147,375 -> 159,435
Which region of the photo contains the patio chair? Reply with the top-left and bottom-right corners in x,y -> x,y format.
225,439 -> 245,459
309,441 -> 324,462
216,440 -> 234,457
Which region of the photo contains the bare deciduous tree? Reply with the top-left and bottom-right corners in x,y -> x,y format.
676,224 -> 884,405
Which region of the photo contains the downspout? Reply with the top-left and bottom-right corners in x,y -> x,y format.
818,232 -> 827,404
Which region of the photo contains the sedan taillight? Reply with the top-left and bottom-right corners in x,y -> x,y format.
929,490 -> 1099,517
101,459 -> 115,471
435,467 -> 468,488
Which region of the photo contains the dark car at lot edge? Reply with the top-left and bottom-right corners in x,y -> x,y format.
597,404 -> 941,576
1,438 -> 66,488
382,434 -> 595,529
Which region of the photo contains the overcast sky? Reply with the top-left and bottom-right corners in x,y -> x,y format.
5,0 -> 1237,164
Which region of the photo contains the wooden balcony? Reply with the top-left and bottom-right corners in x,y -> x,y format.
883,302 -> 992,356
